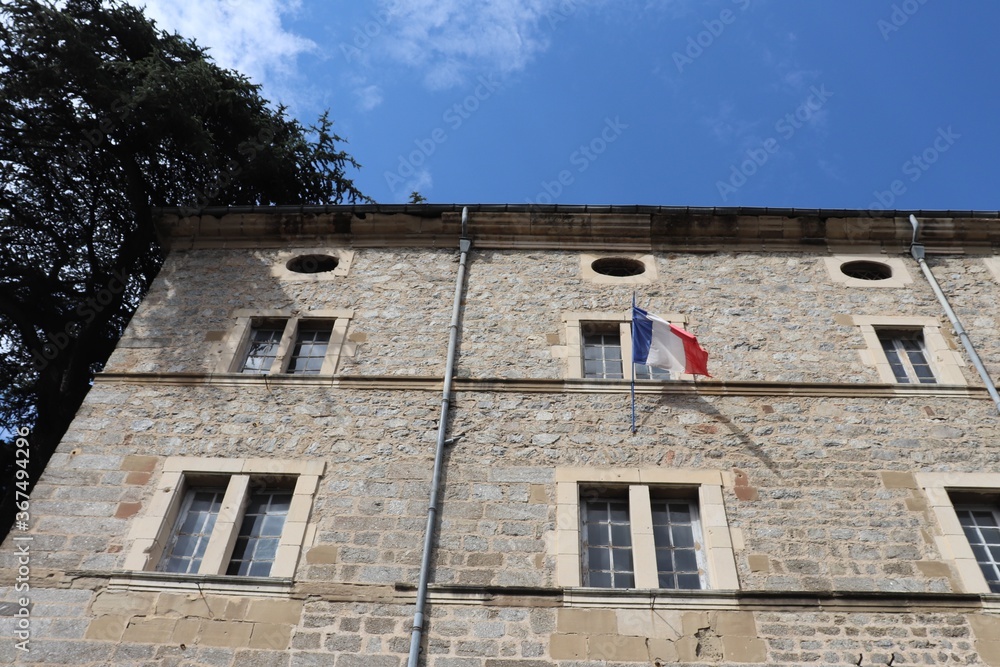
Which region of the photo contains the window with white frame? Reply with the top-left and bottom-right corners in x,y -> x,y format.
561,312 -> 681,381
954,503 -> 1000,593
580,487 -> 704,590
846,315 -> 966,385
218,309 -> 355,376
125,458 -> 324,579
554,468 -> 739,591
914,472 -> 1000,594
877,329 -> 936,384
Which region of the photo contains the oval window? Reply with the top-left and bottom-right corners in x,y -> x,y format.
286,254 -> 339,274
840,260 -> 892,281
591,257 -> 646,277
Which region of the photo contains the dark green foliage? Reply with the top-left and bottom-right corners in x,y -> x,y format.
0,0 -> 368,540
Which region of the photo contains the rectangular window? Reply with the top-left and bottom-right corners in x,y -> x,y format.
227,489 -> 293,576
240,321 -> 286,374
579,486 -> 705,590
651,499 -> 702,589
583,326 -> 624,379
286,325 -> 332,375
954,504 -> 1000,593
158,488 -> 225,574
876,329 -> 936,384
581,495 -> 634,588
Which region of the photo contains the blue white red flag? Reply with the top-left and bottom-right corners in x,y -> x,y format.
631,305 -> 710,377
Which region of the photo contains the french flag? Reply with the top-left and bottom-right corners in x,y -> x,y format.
631,304 -> 711,377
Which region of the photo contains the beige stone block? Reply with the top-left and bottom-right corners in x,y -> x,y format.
90,591 -> 156,617
968,614 -> 1000,640
557,608 -> 617,635
549,633 -> 586,660
249,623 -> 293,650
716,611 -> 757,637
279,521 -> 308,547
681,611 -> 710,636
306,545 -> 339,564
676,635 -> 697,663
722,636 -> 767,663
245,599 -> 304,624
121,455 -> 158,472
978,641 -> 1000,667
747,554 -> 770,572
556,481 -> 578,507
122,617 -> 177,644
126,471 -> 152,485
85,614 -> 128,641
155,592 -> 228,619
556,553 -> 581,587
115,501 -> 142,518
198,620 -> 254,648
617,609 -> 682,640
225,597 -> 250,620
915,560 -> 952,578
529,484 -> 548,504
589,634 -> 648,662
880,471 -> 917,489
905,495 -> 928,511
648,638 -> 679,664
171,618 -> 201,644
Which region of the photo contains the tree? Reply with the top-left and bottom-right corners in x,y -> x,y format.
0,0 -> 370,541
409,191 -> 428,204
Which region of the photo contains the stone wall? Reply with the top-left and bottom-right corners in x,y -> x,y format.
5,223 -> 1000,666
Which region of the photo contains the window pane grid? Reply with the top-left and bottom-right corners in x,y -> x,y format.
240,325 -> 285,374
158,488 -> 225,574
878,330 -> 936,384
956,505 -> 1000,593
287,327 -> 331,374
582,498 -> 634,588
226,490 -> 292,577
651,500 -> 702,590
583,331 -> 623,379
635,362 -> 670,380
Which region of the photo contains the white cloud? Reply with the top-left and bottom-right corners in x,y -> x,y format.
139,0 -> 314,99
403,169 -> 433,198
355,84 -> 384,111
375,0 -> 599,90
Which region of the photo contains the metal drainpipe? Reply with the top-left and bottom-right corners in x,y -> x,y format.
407,207 -> 472,667
908,214 -> 1000,414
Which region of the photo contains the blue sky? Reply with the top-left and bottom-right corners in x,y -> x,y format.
139,0 -> 998,209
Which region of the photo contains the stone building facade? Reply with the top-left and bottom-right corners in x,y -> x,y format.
3,205 -> 1000,666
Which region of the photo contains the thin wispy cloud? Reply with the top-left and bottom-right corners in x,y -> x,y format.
140,0 -> 314,102
375,0 -> 600,90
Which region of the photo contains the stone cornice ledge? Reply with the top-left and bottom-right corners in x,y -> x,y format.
93,372 -> 991,400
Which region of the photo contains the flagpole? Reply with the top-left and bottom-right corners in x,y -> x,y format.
630,292 -> 637,434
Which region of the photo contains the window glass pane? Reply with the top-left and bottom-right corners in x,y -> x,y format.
158,487 -> 224,574
650,498 -> 702,591
226,489 -> 291,577
288,326 -> 331,375
241,324 -> 285,374
582,495 -> 634,589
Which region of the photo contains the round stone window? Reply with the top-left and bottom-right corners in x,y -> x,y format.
591,257 -> 646,278
840,260 -> 892,281
286,254 -> 339,274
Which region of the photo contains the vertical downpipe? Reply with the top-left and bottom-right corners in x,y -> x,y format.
908,214 -> 1000,414
407,208 -> 472,667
